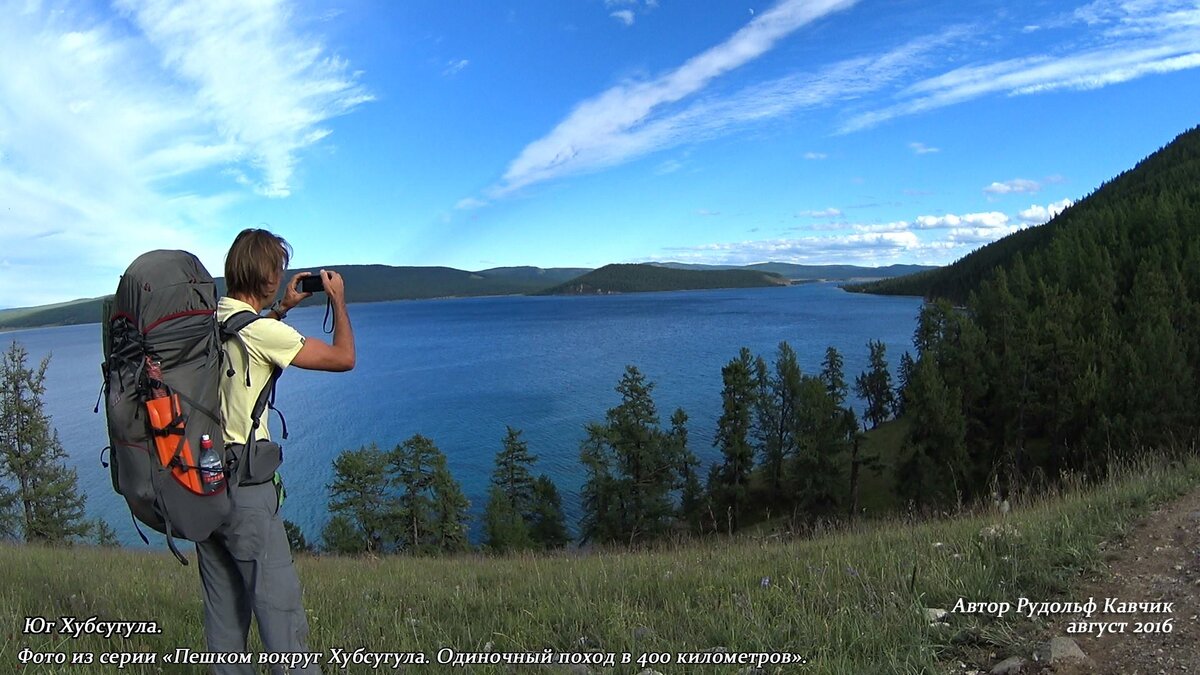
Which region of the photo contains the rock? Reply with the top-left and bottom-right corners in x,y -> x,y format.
990,656 -> 1025,674
637,670 -> 664,675
1048,637 -> 1091,666
925,608 -> 949,623
632,625 -> 653,641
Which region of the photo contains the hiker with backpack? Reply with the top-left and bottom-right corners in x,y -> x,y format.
103,228 -> 353,672
200,228 -> 355,673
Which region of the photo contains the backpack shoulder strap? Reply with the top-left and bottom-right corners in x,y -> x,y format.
219,309 -> 260,342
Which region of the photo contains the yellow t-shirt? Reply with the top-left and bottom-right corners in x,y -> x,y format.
217,297 -> 305,445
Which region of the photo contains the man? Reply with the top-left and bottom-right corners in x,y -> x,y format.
199,228 -> 355,674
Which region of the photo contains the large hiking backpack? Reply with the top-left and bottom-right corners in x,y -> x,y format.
100,250 -> 280,564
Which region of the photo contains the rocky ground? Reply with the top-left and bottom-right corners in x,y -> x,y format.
949,486 -> 1200,675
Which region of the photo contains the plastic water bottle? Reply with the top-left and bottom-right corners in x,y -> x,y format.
199,434 -> 225,491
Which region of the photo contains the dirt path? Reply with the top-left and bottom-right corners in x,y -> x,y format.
970,486 -> 1200,674
1045,485 -> 1200,674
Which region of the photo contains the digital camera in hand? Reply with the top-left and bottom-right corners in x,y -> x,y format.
297,275 -> 324,293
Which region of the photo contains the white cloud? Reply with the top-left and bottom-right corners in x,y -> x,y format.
443,59 -> 470,76
0,1 -> 370,307
852,221 -> 911,233
662,230 -> 933,267
696,208 -> 721,216
116,0 -> 373,198
909,141 -> 939,154
610,10 -> 635,26
482,0 -> 862,200
844,1 -> 1200,131
655,159 -> 684,174
915,211 -> 1010,229
1018,198 -> 1074,223
456,197 -> 489,210
798,208 -> 843,218
803,151 -> 828,160
984,178 -> 1041,195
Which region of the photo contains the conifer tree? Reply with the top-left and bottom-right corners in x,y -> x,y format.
429,448 -> 471,553
854,340 -> 896,430
710,348 -> 758,532
578,366 -> 682,545
669,407 -> 705,534
756,344 -> 801,507
0,342 -> 87,543
491,427 -> 538,521
390,435 -> 469,553
528,475 -> 569,550
325,443 -> 390,553
483,484 -> 532,553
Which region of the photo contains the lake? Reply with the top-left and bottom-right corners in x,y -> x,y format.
8,283 -> 923,548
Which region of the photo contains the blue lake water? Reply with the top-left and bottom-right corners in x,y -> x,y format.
8,283 -> 922,548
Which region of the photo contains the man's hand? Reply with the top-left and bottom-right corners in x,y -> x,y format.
320,269 -> 346,307
281,271 -> 314,312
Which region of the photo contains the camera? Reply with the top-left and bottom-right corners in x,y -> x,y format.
296,274 -> 324,293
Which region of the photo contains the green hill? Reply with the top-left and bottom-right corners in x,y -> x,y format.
0,265 -> 591,331
845,124 -> 1200,513
539,263 -> 790,295
849,125 -> 1200,302
656,261 -> 937,280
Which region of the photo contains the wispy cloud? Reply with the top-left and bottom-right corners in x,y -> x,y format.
0,1 -> 369,306
803,151 -> 828,160
844,0 -> 1200,131
443,59 -> 470,76
984,178 -> 1041,195
610,10 -> 635,26
481,0 -> 862,200
909,141 -> 939,154
798,208 -> 843,218
696,208 -> 721,216
664,200 -> 1073,267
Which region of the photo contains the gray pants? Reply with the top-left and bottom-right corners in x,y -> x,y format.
196,480 -> 319,675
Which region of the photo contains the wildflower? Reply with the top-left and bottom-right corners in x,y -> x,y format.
760,576 -> 771,587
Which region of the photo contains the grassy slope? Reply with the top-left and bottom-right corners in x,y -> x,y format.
4,456 -> 1198,674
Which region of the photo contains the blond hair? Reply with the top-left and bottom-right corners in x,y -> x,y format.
224,228 -> 292,300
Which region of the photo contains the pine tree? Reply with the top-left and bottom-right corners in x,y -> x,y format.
669,407 -> 705,534
390,435 -> 468,554
92,518 -> 120,548
0,342 -> 87,543
283,520 -> 311,553
325,443 -> 390,553
490,427 -> 538,524
483,484 -> 532,553
578,366 -> 682,545
428,448 -> 471,553
756,344 -> 801,507
710,348 -> 758,532
528,475 -> 569,550
853,340 -> 896,430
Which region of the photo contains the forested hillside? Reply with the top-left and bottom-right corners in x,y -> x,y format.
874,125 -> 1200,506
539,263 -> 789,295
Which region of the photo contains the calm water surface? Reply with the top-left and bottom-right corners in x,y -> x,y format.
11,283 -> 922,546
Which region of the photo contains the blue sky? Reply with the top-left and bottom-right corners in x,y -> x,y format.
2,0 -> 1198,308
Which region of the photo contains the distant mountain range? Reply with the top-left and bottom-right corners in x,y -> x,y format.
536,263 -> 790,295
652,262 -> 936,280
0,261 -> 934,330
